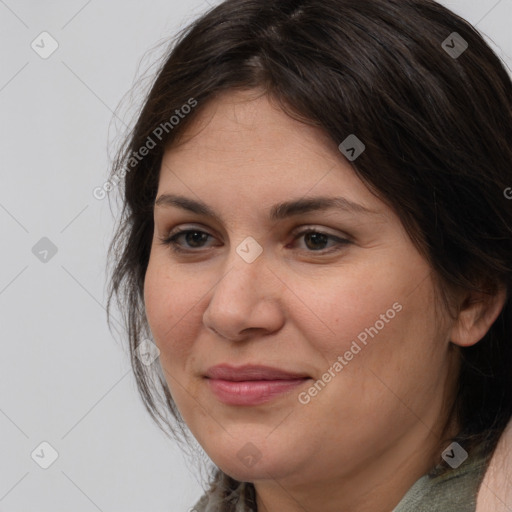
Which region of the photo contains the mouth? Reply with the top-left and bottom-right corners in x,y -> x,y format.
204,364 -> 311,406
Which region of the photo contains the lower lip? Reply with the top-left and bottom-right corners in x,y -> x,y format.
206,378 -> 309,406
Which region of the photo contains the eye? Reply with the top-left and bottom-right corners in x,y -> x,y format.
289,228 -> 351,253
158,226 -> 351,255
158,228 -> 218,253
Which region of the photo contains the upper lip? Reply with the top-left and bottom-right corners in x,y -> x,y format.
205,364 -> 310,381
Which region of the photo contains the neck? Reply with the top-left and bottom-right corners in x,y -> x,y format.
254,416 -> 459,512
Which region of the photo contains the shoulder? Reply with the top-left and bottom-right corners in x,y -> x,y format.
476,419 -> 512,512
393,438 -> 493,512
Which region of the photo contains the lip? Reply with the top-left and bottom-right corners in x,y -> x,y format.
204,364 -> 311,406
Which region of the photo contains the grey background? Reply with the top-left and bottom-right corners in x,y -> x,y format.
0,1 -> 510,511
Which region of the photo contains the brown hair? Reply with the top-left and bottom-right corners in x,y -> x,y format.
106,0 -> 512,508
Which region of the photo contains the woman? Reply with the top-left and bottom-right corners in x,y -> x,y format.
106,0 -> 512,510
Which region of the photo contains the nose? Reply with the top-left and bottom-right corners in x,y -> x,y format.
202,248 -> 286,342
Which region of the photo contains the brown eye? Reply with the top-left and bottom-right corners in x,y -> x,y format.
181,231 -> 210,248
304,232 -> 330,251
159,229 -> 216,252
291,229 -> 351,253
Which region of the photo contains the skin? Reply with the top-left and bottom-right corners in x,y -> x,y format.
143,89 -> 506,512
476,418 -> 512,511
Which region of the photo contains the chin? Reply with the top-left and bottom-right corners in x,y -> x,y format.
217,457 -> 288,483
204,437 -> 301,483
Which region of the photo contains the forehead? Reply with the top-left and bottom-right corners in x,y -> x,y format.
156,89 -> 385,218
166,89 -> 338,164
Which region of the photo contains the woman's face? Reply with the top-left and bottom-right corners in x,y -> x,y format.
144,90 -> 458,490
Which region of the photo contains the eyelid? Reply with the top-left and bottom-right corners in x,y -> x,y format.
157,227 -> 218,254
162,223 -> 351,242
163,223 -> 219,240
289,224 -> 351,240
159,224 -> 352,256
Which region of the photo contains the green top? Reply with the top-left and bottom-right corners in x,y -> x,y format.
392,441 -> 492,512
192,441 -> 492,512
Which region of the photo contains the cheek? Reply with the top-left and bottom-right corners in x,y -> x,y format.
143,259 -> 202,364
297,281 -> 446,444
143,260 -> 207,413
300,270 -> 403,354
301,262 -> 442,382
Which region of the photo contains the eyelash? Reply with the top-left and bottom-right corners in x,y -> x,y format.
158,227 -> 351,255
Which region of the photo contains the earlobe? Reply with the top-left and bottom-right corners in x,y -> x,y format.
450,286 -> 507,348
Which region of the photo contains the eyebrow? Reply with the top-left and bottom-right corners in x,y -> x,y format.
154,193 -> 378,222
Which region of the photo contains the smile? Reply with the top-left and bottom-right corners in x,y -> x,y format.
204,365 -> 311,406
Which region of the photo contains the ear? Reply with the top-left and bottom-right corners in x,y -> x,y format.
450,285 -> 507,348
